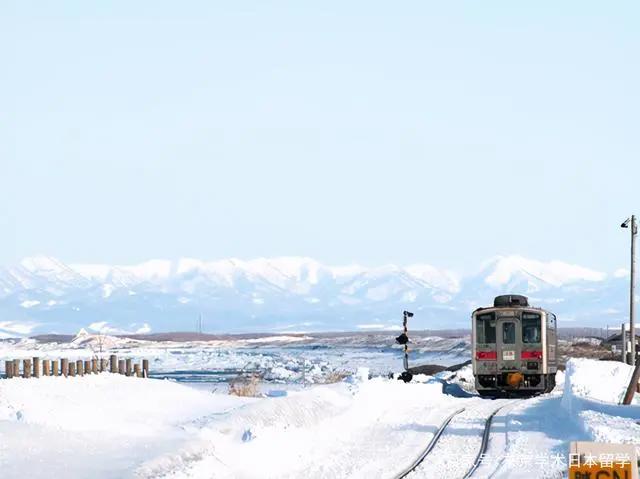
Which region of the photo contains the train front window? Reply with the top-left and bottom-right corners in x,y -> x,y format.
522,313 -> 541,343
502,322 -> 516,344
476,313 -> 496,343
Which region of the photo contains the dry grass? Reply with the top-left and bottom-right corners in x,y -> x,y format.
228,374 -> 260,397
558,340 -> 616,368
317,370 -> 350,384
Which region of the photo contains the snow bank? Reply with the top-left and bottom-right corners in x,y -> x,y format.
136,378 -> 456,479
562,358 -> 636,406
0,374 -> 250,435
0,374 -> 257,479
441,363 -> 477,394
561,358 -> 640,452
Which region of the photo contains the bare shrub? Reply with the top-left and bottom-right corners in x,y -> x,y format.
229,374 -> 260,397
318,370 -> 350,384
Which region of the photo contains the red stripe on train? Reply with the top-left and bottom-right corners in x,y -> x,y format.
521,351 -> 543,359
476,351 -> 497,360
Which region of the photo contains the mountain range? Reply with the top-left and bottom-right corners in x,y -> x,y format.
0,255 -> 631,337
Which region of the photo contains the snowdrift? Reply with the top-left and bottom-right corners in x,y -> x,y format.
562,358 -> 639,408
561,358 -> 640,448
0,373 -> 250,435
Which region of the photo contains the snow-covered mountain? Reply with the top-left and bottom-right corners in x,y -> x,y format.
0,255 -> 630,336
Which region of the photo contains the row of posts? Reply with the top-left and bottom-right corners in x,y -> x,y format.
3,355 -> 149,379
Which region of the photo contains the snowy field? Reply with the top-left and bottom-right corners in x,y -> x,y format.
0,356 -> 638,478
0,332 -> 470,384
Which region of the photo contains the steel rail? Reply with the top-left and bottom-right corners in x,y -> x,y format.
392,407 -> 466,479
462,401 -> 519,478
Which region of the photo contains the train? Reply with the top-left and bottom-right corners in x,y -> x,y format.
472,294 -> 558,397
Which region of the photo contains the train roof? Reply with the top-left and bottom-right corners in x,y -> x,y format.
473,305 -> 550,314
472,295 -> 553,315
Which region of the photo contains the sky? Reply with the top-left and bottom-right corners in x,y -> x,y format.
2,1 -> 639,274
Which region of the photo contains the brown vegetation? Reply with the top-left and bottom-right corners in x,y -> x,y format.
228,374 -> 260,397
317,370 -> 350,384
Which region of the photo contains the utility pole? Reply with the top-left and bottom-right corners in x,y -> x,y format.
632,215 -> 637,366
622,323 -> 627,364
621,216 -> 637,366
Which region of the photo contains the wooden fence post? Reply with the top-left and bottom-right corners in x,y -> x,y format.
68,362 -> 76,377
23,359 -> 32,378
61,358 -> 69,377
52,359 -> 59,377
125,358 -> 132,377
91,359 -> 98,374
142,359 -> 149,378
118,359 -> 125,375
13,359 -> 20,377
76,360 -> 84,376
100,358 -> 107,372
43,359 -> 50,376
33,357 -> 40,378
84,360 -> 91,374
110,355 -> 118,373
133,364 -> 141,377
5,360 -> 13,378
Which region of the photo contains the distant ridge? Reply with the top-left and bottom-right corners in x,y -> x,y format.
0,255 -> 629,335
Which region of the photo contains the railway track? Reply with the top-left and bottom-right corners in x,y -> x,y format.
392,407 -> 466,479
392,400 -> 519,479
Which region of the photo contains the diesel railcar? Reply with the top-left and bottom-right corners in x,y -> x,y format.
472,294 -> 558,397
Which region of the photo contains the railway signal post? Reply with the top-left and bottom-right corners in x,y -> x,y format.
395,310 -> 413,382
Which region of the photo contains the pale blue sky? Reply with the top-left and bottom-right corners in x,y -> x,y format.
2,1 -> 639,273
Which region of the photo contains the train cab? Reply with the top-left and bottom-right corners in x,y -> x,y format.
472,294 -> 558,397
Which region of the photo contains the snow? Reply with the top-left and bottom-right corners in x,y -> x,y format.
356,323 -> 402,330
482,255 -> 606,288
0,374 -> 253,479
0,255 -> 633,332
71,328 -> 90,343
404,263 -> 460,293
241,335 -> 311,344
0,374 -> 246,434
0,355 -> 638,478
0,333 -> 470,385
562,358 -> 637,405
102,283 -> 115,298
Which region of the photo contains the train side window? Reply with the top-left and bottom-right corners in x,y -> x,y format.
502,322 -> 516,344
522,313 -> 541,343
476,313 -> 496,343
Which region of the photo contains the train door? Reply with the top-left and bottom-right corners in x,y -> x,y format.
496,317 -> 521,371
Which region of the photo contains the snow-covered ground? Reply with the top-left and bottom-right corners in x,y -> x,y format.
0,357 -> 638,478
0,332 -> 470,384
